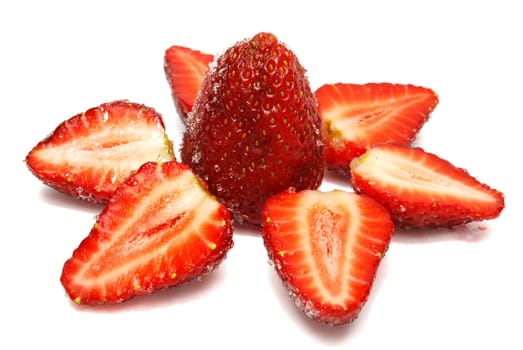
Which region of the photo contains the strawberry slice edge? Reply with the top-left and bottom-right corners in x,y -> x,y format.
262,188 -> 394,325
25,100 -> 175,203
350,143 -> 505,228
315,82 -> 438,175
164,45 -> 214,120
60,160 -> 233,305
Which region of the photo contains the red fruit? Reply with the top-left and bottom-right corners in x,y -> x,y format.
262,188 -> 394,325
315,82 -> 438,175
164,45 -> 214,121
25,100 -> 174,203
181,32 -> 324,225
60,160 -> 233,305
350,143 -> 505,228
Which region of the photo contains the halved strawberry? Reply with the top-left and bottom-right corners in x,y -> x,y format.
164,45 -> 214,121
262,188 -> 394,325
25,100 -> 174,203
60,160 -> 233,305
350,143 -> 505,228
315,82 -> 438,175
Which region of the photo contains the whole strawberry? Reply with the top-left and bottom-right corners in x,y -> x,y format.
181,32 -> 324,225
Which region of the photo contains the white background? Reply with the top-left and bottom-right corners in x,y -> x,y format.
1,1 -> 521,349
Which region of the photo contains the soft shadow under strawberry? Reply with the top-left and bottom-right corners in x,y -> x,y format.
39,187 -> 103,215
68,264 -> 229,314
232,220 -> 263,236
320,169 -> 353,191
392,223 -> 492,245
265,256 -> 391,342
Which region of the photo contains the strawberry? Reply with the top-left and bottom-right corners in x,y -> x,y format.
350,143 -> 505,228
25,100 -> 174,203
164,45 -> 214,121
262,188 -> 394,325
60,160 -> 233,305
314,82 -> 438,175
181,32 -> 324,225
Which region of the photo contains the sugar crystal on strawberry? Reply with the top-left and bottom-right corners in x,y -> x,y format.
182,32 -> 324,225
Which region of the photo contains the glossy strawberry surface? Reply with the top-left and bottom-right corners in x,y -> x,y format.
181,32 -> 324,225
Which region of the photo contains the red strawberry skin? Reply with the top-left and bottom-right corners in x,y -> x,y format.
164,45 -> 214,121
350,143 -> 505,228
25,100 -> 174,203
262,188 -> 394,325
60,161 -> 233,305
181,32 -> 324,225
315,83 -> 438,175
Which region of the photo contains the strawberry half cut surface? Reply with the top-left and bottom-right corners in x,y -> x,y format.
164,45 -> 214,122
60,160 -> 233,305
315,83 -> 438,176
25,100 -> 174,203
182,32 -> 324,225
262,189 -> 394,325
350,143 -> 505,229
